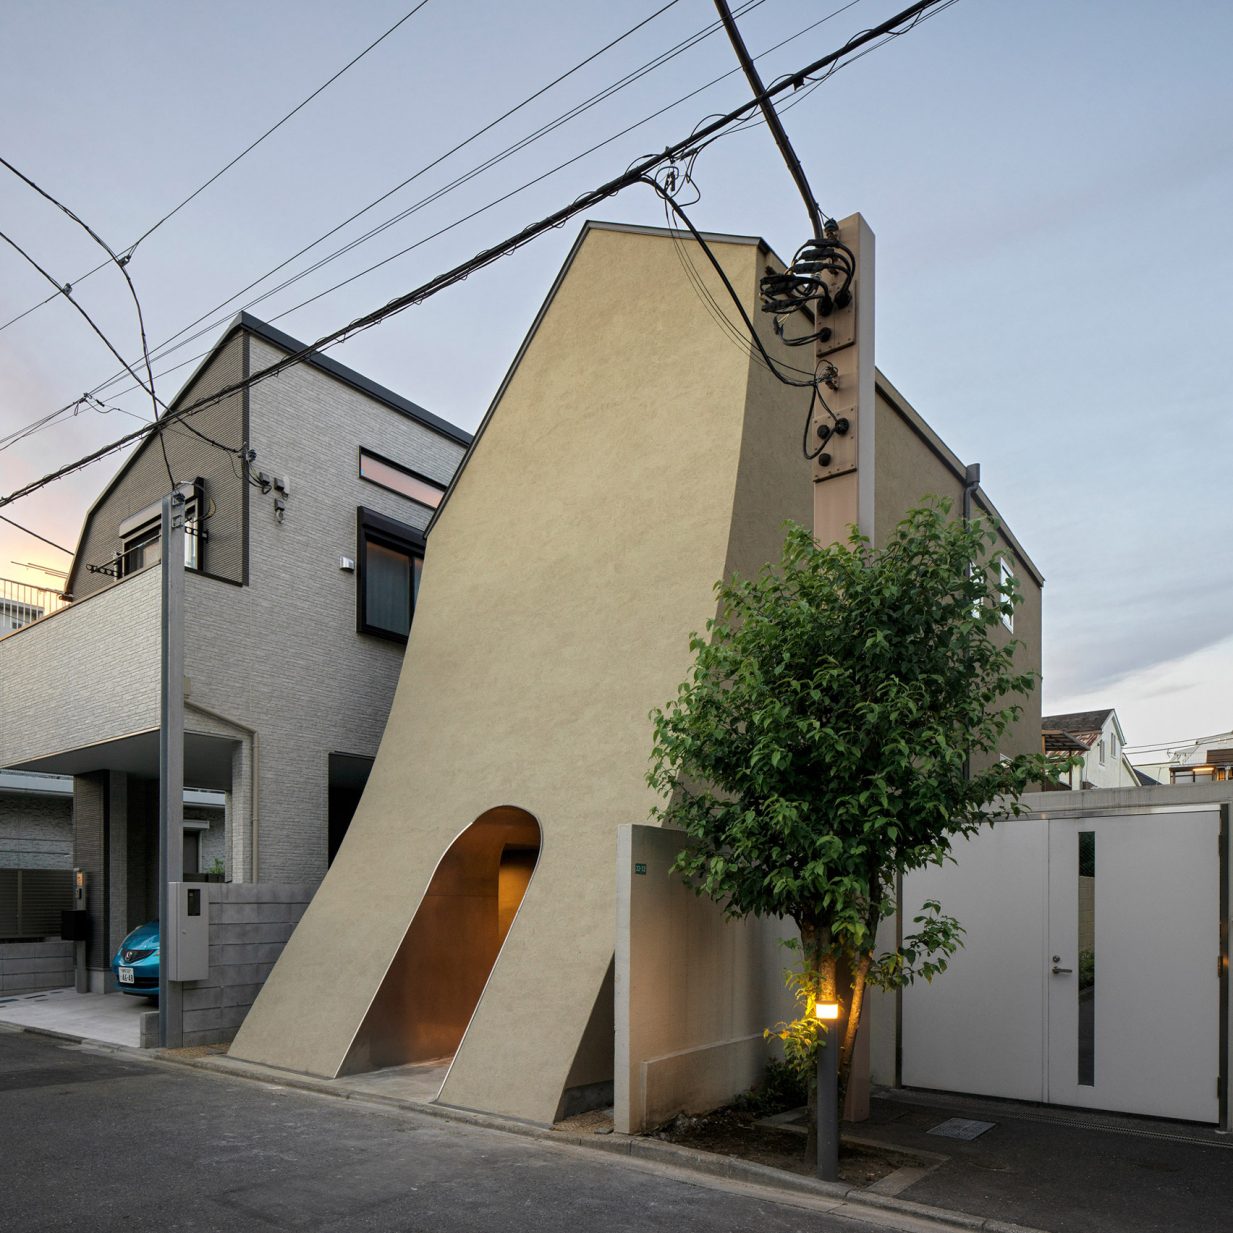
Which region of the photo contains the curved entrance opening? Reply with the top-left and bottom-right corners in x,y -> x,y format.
342,806 -> 540,1076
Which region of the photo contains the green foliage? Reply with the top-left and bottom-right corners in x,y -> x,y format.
648,501 -> 1072,1088
869,900 -> 966,991
208,857 -> 225,877
732,1058 -> 808,1116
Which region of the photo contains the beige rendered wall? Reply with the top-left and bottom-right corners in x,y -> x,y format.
872,380 -> 1043,761
231,222 -> 813,1124
615,825 -> 796,1134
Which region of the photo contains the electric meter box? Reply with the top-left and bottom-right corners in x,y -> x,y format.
166,882 -> 210,981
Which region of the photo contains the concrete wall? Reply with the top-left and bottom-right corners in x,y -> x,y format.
177,882 -> 315,1048
231,221 -> 816,1124
0,941 -> 73,994
615,825 -> 796,1134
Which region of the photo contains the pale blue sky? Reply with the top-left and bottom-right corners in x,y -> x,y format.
2,0 -> 1229,750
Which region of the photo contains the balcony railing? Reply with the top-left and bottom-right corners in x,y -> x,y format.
0,577 -> 72,636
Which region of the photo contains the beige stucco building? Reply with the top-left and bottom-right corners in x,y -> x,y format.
231,219 -> 1044,1127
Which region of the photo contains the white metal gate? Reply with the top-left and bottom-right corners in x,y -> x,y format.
901,803 -> 1225,1124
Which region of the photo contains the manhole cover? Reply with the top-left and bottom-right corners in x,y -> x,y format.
927,1118 -> 996,1141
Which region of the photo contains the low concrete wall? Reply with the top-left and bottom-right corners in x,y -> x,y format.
0,940 -> 73,994
615,825 -> 797,1134
179,883 -> 315,1048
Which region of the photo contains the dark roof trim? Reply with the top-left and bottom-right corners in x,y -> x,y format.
874,372 -> 1046,587
427,218 -> 771,533
232,313 -> 471,446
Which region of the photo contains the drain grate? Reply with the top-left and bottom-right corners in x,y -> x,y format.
928,1118 -> 996,1141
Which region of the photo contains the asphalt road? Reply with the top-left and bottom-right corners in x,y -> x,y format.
0,1028 -> 940,1233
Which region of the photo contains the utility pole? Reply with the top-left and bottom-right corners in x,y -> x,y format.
714,0 -> 877,1184
158,487 -> 186,1048
809,214 -> 874,546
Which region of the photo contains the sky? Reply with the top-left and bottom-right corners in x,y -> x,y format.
1,0 -> 1229,757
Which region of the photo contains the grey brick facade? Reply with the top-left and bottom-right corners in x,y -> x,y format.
0,314 -> 469,984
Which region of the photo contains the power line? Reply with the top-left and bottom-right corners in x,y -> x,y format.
0,0 -> 434,338
714,0 -> 824,238
79,0 -> 761,408
0,0 -> 949,513
0,0 -> 733,452
0,513 -> 73,555
62,0 -> 852,427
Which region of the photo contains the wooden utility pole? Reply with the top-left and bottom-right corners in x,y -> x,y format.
810,214 -> 875,548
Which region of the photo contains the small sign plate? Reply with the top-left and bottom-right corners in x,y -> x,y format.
634,863 -> 647,876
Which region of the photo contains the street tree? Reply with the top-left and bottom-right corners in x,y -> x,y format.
648,501 -> 1064,1160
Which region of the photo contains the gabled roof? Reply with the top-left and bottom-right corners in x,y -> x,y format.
66,313 -> 469,591
234,313 -> 471,446
1041,709 -> 1116,747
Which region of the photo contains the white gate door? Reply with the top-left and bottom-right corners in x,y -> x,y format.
1045,810 -> 1221,1122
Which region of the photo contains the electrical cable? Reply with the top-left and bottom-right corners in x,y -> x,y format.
0,0 -> 435,338
0,0 -> 949,511
0,0 -> 753,451
4,0 -> 851,450
713,0 -> 824,239
0,513 -> 73,556
76,0 -> 765,412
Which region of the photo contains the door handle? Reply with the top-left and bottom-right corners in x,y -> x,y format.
1051,965 -> 1073,975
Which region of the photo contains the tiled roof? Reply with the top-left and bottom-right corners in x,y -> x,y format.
1041,709 -> 1114,745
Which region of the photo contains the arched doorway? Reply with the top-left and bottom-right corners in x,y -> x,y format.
341,806 -> 540,1075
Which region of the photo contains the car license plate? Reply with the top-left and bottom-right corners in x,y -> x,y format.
119,966 -> 134,984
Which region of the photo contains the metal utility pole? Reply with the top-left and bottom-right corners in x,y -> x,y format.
158,488 -> 186,1048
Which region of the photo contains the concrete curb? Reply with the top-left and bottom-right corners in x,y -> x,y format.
5,1023 -> 1045,1233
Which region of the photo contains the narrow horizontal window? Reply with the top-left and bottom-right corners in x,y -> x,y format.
359,448 -> 445,510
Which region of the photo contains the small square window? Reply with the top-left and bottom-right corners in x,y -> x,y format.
357,507 -> 425,642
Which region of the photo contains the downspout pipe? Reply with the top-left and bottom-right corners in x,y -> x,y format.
962,463 -> 981,783
186,700 -> 260,882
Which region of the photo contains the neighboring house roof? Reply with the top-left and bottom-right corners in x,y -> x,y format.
1041,709 -> 1115,749
1133,768 -> 1160,786
66,313 -> 471,594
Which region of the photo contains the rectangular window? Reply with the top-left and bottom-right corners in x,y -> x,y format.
1077,831 -> 1095,1086
998,558 -> 1014,631
117,481 -> 203,578
357,506 -> 425,642
359,448 -> 445,511
1098,739 -> 1106,765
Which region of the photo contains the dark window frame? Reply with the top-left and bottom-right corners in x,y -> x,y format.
356,505 -> 426,643
358,446 -> 446,511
